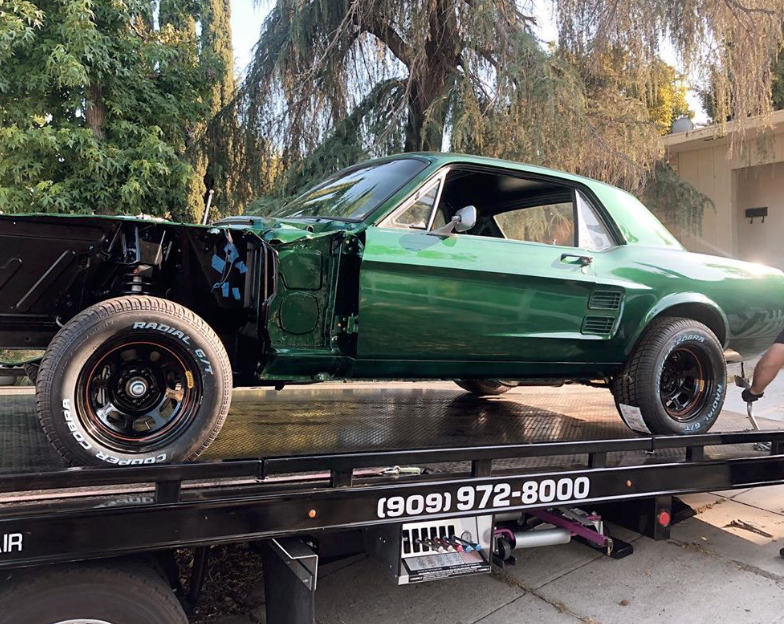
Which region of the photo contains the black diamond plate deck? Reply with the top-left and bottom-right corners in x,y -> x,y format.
0,382 -> 767,476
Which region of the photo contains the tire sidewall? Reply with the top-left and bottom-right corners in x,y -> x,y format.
642,325 -> 726,435
42,308 -> 226,466
0,563 -> 187,624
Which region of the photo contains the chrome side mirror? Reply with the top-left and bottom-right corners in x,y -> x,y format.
432,205 -> 477,236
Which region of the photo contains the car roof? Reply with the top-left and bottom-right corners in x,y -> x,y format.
386,152 -> 612,190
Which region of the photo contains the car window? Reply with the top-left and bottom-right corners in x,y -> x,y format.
576,192 -> 615,251
387,179 -> 442,230
493,202 -> 575,247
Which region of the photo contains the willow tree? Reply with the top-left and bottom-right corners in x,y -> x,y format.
703,23 -> 784,119
555,0 -> 784,230
557,0 -> 784,129
242,0 -> 663,197
241,0 -> 784,228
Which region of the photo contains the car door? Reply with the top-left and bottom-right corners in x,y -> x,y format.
354,173 -> 610,378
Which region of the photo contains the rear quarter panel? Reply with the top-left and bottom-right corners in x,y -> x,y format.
600,245 -> 784,360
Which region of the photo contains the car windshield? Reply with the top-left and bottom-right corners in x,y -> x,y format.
271,158 -> 428,221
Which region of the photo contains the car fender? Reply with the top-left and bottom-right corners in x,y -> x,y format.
627,292 -> 729,354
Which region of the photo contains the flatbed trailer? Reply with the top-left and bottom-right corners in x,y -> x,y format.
1,384 -> 784,624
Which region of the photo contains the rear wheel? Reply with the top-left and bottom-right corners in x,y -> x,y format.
455,380 -> 512,396
612,317 -> 726,435
0,561 -> 188,624
37,296 -> 232,466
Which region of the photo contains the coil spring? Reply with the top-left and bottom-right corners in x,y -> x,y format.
121,271 -> 153,295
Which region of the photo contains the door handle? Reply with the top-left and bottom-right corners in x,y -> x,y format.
560,253 -> 593,266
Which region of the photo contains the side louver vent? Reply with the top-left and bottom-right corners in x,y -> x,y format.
582,316 -> 616,335
589,290 -> 623,311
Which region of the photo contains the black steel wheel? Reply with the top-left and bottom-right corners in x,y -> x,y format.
612,317 -> 726,435
36,296 -> 232,466
659,347 -> 713,421
78,340 -> 203,453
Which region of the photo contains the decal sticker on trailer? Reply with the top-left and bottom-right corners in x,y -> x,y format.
376,476 -> 591,519
1,533 -> 23,554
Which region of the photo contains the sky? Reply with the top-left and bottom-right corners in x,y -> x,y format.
230,1 -> 269,78
228,0 -> 706,123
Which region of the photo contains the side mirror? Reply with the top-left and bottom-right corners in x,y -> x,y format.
432,205 -> 477,236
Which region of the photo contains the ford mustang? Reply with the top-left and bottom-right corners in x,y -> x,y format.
1,153 -> 783,465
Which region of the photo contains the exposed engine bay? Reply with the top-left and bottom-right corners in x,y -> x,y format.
0,215 -> 275,378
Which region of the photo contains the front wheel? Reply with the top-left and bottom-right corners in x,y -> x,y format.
612,317 -> 726,435
36,296 -> 233,466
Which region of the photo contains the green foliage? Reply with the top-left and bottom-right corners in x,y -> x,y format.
774,47 -> 784,111
642,161 -> 713,235
593,54 -> 693,134
701,24 -> 784,122
702,42 -> 784,121
247,78 -> 406,212
190,0 -> 243,221
241,0 -> 663,206
0,0 -> 220,221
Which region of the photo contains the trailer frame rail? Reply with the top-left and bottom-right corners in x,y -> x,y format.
1,429 -> 784,570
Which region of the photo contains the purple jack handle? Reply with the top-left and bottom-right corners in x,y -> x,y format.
494,528 -> 516,542
530,509 -> 611,550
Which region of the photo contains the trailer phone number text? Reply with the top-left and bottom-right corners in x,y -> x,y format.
377,477 -> 590,519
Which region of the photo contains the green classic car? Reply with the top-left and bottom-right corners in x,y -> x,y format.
2,153 -> 784,466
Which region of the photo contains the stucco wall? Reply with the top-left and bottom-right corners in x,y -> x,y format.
667,145 -> 735,257
664,115 -> 784,269
736,163 -> 784,270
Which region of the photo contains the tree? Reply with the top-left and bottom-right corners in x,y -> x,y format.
646,62 -> 693,134
702,23 -> 784,120
242,0 -> 663,198
240,0 -> 784,227
193,0 -> 251,220
0,0 -> 218,220
158,0 -> 242,220
555,0 -> 784,131
774,46 -> 784,111
592,53 -> 693,134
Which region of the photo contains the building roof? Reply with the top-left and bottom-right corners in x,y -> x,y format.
664,109 -> 784,154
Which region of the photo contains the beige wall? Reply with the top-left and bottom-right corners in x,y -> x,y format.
668,145 -> 735,257
664,113 -> 784,270
736,163 -> 784,270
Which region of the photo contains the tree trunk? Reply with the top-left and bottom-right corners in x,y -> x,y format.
404,0 -> 458,152
85,84 -> 107,140
405,70 -> 453,152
